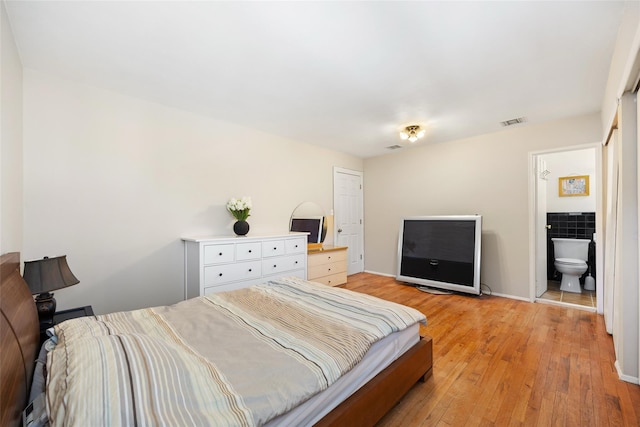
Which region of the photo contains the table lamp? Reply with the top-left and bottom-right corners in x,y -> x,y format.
23,255 -> 79,325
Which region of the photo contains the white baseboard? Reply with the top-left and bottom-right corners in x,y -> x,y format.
362,270 -> 395,278
488,291 -> 530,302
615,360 -> 640,384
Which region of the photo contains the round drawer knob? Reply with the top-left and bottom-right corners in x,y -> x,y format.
219,252 -> 223,256
218,273 -> 223,277
273,264 -> 277,268
249,268 -> 252,272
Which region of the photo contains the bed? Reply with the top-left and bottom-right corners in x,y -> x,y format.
1,252 -> 432,426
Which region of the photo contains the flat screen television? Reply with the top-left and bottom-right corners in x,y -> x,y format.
396,215 -> 482,295
290,216 -> 324,244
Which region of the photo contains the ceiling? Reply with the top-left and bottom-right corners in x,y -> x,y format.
5,1 -> 627,158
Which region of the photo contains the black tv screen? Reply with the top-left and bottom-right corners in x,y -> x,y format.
290,217 -> 323,243
396,215 -> 482,295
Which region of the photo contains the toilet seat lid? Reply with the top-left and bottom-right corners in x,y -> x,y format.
556,258 -> 587,266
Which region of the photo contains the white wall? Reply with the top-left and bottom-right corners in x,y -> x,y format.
363,114 -> 602,299
1,1 -> 23,254
543,148 -> 597,213
601,1 -> 640,138
22,70 -> 362,314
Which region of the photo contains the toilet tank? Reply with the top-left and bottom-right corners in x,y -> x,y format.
551,238 -> 590,261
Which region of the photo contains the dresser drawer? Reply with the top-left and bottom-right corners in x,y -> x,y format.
311,271 -> 347,287
285,237 -> 307,254
308,249 -> 347,267
262,240 -> 285,257
236,242 -> 261,260
203,244 -> 235,264
204,260 -> 262,285
262,254 -> 306,276
308,260 -> 346,280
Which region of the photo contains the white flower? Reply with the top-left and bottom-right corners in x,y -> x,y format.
240,196 -> 252,209
227,196 -> 252,221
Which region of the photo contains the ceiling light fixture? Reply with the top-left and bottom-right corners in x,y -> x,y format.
399,125 -> 425,143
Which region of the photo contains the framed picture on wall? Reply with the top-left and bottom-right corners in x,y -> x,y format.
558,175 -> 589,197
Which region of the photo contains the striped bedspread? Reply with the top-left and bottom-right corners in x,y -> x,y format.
46,277 -> 426,426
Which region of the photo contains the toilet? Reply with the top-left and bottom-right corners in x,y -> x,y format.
551,238 -> 590,293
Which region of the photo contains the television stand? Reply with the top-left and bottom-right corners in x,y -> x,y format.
416,286 -> 453,295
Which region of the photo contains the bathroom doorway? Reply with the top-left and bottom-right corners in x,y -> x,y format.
529,144 -> 603,312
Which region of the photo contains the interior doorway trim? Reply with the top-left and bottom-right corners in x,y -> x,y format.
528,142 -> 604,313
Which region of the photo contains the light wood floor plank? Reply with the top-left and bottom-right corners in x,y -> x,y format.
343,273 -> 640,426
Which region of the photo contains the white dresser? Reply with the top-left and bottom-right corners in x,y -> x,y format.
182,233 -> 308,298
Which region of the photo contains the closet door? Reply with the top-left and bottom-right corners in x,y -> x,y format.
603,129 -> 618,334
610,92 -> 639,382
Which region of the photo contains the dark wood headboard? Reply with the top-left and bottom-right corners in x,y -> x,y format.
0,252 -> 39,427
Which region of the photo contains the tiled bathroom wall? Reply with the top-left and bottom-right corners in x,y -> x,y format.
546,212 -> 596,281
547,212 -> 595,239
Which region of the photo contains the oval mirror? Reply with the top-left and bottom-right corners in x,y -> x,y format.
290,202 -> 327,243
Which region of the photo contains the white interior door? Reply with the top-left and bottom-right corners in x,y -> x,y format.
333,167 -> 364,275
535,157 -> 549,298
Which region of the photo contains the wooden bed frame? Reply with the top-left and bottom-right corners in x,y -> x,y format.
1,253 -> 40,427
0,252 -> 432,427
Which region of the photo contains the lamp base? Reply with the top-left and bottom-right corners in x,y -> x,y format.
35,292 -> 56,326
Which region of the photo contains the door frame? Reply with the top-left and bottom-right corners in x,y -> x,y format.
534,156 -> 549,298
528,143 -> 604,313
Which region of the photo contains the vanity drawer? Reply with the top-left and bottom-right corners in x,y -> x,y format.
203,244 -> 235,265
262,240 -> 285,257
308,260 -> 346,280
307,246 -> 348,287
308,249 -> 347,267
236,242 -> 262,260
262,254 -> 306,276
285,237 -> 307,254
311,271 -> 347,287
204,260 -> 262,285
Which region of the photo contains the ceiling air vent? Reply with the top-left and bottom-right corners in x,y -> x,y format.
500,117 -> 526,127
386,145 -> 403,150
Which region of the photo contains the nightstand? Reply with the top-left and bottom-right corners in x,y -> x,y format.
39,305 -> 94,345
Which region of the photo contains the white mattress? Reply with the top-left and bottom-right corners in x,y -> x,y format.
265,322 -> 420,426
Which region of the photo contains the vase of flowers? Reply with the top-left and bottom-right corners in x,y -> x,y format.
227,196 -> 252,236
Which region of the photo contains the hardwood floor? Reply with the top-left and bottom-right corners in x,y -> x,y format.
344,273 -> 640,426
